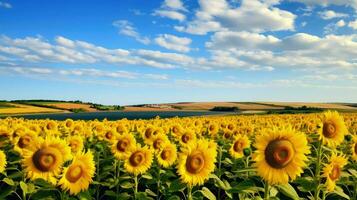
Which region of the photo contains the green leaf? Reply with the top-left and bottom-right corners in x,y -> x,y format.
167,195 -> 181,200
0,185 -> 13,199
30,189 -> 58,200
295,177 -> 315,192
275,184 -> 299,200
141,174 -> 153,180
78,190 -> 92,200
169,179 -> 186,192
200,187 -> 216,200
103,190 -> 117,197
20,181 -> 28,194
145,189 -> 157,197
348,169 -> 357,178
2,177 -> 15,186
33,178 -> 53,188
121,181 -> 134,189
228,180 -> 256,193
332,186 -> 350,200
27,183 -> 36,194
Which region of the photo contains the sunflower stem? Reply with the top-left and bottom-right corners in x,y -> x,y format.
134,175 -> 138,200
218,146 -> 222,200
96,150 -> 100,200
157,166 -> 161,200
314,140 -> 323,200
264,182 -> 270,200
187,186 -> 193,200
116,160 -> 121,199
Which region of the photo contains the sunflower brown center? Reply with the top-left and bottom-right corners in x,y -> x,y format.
172,127 -> 178,133
329,165 -> 341,181
181,134 -> 190,143
323,122 -> 337,138
145,128 -> 153,139
66,121 -> 73,128
228,124 -> 234,130
18,135 -> 31,148
354,143 -> 357,154
69,141 -> 79,151
161,149 -> 171,160
105,131 -> 113,139
32,147 -> 59,172
153,139 -> 163,150
129,151 -> 145,167
209,125 -> 215,131
233,141 -> 244,152
265,139 -> 295,169
117,139 -> 129,152
66,164 -> 83,183
47,123 -> 54,130
186,152 -> 205,174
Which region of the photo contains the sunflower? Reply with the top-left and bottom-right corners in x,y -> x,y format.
352,135 -> 357,161
58,151 -> 95,195
323,153 -> 347,191
178,130 -> 196,147
111,132 -> 136,160
124,145 -> 153,175
22,137 -> 72,184
0,150 -> 7,173
177,139 -> 216,186
13,130 -> 38,155
229,134 -> 250,159
98,128 -> 118,142
253,126 -> 310,185
157,143 -> 177,168
319,111 -> 348,148
149,133 -> 169,153
67,135 -> 84,155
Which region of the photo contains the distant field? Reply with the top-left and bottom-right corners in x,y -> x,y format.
0,103 -> 64,114
45,103 -> 97,112
0,102 -> 16,108
167,102 -> 284,110
261,102 -> 357,110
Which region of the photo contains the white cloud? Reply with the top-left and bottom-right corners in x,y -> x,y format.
153,0 -> 187,22
0,65 -> 169,80
163,0 -> 187,11
319,10 -> 348,20
112,20 -> 150,44
153,10 -> 186,22
0,1 -> 11,8
324,20 -> 346,34
290,0 -> 357,10
349,19 -> 357,29
155,34 -> 192,52
0,35 -> 196,69
55,36 -> 76,48
205,31 -> 357,70
176,0 -> 296,35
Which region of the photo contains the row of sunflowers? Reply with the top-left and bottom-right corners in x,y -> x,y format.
0,111 -> 356,200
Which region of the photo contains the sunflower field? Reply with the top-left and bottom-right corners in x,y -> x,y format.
0,110 -> 356,200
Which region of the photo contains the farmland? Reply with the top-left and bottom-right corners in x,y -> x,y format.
0,111 -> 356,199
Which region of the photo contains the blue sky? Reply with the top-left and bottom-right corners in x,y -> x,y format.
0,0 -> 356,105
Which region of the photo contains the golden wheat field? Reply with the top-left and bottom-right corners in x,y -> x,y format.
0,111 -> 356,200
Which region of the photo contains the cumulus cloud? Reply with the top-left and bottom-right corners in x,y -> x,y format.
319,10 -> 348,19
0,35 -> 194,69
112,20 -> 150,44
205,31 -> 357,70
153,0 -> 187,22
175,0 -> 296,35
0,65 -> 169,80
155,34 -> 192,52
